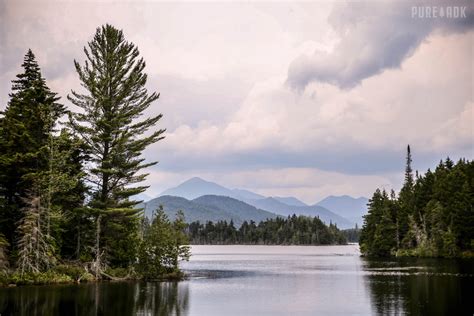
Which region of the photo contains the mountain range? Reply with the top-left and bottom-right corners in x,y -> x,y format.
139,195 -> 279,227
159,177 -> 266,201
316,195 -> 368,227
242,197 -> 353,228
141,177 -> 368,229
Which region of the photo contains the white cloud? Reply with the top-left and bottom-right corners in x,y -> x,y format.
161,31 -> 472,161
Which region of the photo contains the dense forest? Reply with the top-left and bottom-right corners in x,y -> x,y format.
360,146 -> 473,258
0,24 -> 190,285
341,227 -> 360,243
185,215 -> 347,245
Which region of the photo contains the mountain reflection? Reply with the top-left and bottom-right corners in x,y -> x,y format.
0,281 -> 189,316
362,257 -> 474,315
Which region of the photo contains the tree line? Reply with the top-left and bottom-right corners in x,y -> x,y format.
359,146 -> 473,257
186,215 -> 347,245
341,226 -> 360,243
0,24 -> 189,284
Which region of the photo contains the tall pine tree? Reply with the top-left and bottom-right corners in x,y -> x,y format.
68,24 -> 165,275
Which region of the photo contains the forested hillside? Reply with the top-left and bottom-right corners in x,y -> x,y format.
244,197 -> 353,228
360,146 -> 473,258
140,195 -> 279,226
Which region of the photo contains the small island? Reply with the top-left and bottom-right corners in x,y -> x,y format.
0,25 -> 190,286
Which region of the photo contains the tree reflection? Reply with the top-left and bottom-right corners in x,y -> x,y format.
0,281 -> 189,315
362,257 -> 474,315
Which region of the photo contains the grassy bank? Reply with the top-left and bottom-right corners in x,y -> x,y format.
0,265 -> 186,287
395,248 -> 474,259
0,264 -> 95,287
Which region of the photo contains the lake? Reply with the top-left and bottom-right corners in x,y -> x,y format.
1,244 -> 473,315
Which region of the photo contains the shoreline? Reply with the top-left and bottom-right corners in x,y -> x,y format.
0,269 -> 186,288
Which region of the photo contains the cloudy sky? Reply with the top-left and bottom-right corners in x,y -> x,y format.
1,0 -> 473,203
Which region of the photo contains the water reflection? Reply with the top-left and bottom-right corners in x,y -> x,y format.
1,246 -> 473,315
0,281 -> 189,316
362,257 -> 474,315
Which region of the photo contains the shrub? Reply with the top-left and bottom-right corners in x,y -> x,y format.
137,208 -> 190,280
8,271 -> 72,285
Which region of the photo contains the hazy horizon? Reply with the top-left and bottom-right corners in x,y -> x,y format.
146,176 -> 369,206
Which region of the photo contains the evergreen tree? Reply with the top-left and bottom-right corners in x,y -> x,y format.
185,215 -> 347,246
360,146 -> 473,257
372,207 -> 397,257
48,130 -> 89,260
68,24 -> 165,275
137,208 -> 190,279
0,49 -> 64,253
398,145 -> 415,246
359,189 -> 384,255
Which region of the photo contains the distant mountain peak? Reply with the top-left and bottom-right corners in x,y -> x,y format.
272,196 -> 308,207
315,195 -> 369,227
159,177 -> 231,200
317,195 -> 367,203
186,176 -> 209,183
159,177 -> 267,201
324,194 -> 353,199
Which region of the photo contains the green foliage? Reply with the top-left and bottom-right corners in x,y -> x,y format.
186,214 -> 347,245
0,272 -> 9,286
67,24 -> 165,274
342,226 -> 361,243
0,24 -> 182,284
104,267 -> 131,278
0,49 -> 90,282
371,207 -> 397,257
54,264 -> 94,282
0,49 -> 65,250
8,271 -> 73,286
0,263 -> 94,286
137,208 -> 190,279
441,227 -> 458,258
360,146 -> 473,258
0,233 -> 9,272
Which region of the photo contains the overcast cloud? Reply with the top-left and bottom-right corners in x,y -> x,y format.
1,0 -> 472,203
287,1 -> 474,90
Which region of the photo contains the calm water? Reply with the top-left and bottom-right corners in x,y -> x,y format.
1,245 -> 473,315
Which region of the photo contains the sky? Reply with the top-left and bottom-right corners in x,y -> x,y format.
1,0 -> 473,204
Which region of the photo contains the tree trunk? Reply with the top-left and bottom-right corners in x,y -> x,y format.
94,214 -> 102,277
76,225 -> 81,260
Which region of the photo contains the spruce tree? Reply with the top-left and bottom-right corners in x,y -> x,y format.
0,50 -> 64,249
42,129 -> 88,258
359,189 -> 384,255
68,24 -> 165,274
398,145 -> 415,247
403,145 -> 414,188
